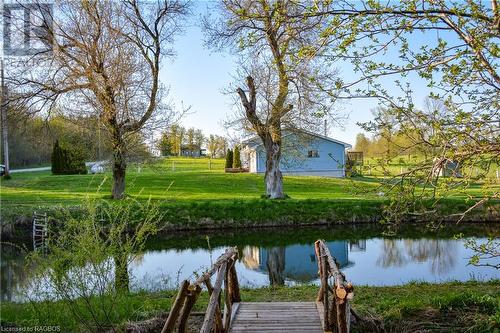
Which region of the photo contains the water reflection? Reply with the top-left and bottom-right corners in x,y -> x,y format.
242,241 -> 353,285
2,233 -> 498,302
1,244 -> 35,302
377,239 -> 458,275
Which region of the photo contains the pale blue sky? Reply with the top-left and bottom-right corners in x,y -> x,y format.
160,2 -> 434,145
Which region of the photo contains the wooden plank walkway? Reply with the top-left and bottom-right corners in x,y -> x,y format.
229,302 -> 323,333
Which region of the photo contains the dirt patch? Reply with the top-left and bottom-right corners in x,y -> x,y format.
385,307 -> 495,333
120,312 -> 205,333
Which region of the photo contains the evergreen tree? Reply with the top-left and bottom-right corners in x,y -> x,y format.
233,145 -> 241,168
51,140 -> 87,175
225,149 -> 233,168
51,140 -> 62,174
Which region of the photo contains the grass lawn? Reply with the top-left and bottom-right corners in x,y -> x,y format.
2,281 -> 498,332
0,157 -> 377,204
363,155 -> 500,179
1,157 -> 497,228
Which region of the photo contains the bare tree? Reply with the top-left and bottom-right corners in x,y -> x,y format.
7,0 -> 189,199
0,63 -> 11,178
204,0 -> 338,198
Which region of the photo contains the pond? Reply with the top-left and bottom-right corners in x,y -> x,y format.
1,223 -> 499,303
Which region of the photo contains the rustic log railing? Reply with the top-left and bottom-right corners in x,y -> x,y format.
315,239 -> 354,333
162,247 -> 240,333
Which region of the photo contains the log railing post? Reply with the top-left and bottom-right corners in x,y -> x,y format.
163,248 -> 239,333
178,284 -> 202,333
200,262 -> 227,333
228,261 -> 241,303
161,280 -> 189,333
322,255 -> 330,331
315,240 -> 354,333
314,240 -> 324,302
205,279 -> 223,332
223,259 -> 233,331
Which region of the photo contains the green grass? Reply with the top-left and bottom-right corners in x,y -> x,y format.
1,157 -> 377,204
2,281 -> 498,332
1,157 -> 498,229
363,155 -> 500,179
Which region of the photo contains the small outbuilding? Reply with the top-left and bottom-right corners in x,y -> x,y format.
432,158 -> 462,177
241,130 -> 352,177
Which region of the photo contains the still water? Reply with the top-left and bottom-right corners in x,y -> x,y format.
1,224 -> 499,302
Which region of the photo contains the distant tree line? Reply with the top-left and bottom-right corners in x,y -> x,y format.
354,132 -> 421,159
354,104 -> 445,160
157,125 -> 228,158
3,111 -> 150,168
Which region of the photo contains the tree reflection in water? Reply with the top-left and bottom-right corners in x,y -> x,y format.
1,244 -> 33,302
376,239 -> 406,267
377,239 -> 458,275
266,247 -> 286,286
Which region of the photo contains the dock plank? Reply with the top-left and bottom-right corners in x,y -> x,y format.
229,302 -> 323,333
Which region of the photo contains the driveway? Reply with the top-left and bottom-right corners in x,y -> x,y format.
10,162 -> 98,173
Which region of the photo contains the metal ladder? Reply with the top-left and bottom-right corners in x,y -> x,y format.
33,212 -> 48,251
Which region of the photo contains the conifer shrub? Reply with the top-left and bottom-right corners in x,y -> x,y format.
51,140 -> 88,175
233,145 -> 241,168
225,149 -> 233,169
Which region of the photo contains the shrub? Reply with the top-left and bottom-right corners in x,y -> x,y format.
225,149 -> 233,168
26,196 -> 164,331
51,140 -> 63,174
233,145 -> 241,168
51,140 -> 88,175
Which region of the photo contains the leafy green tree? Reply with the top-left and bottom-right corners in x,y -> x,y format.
233,145 -> 241,168
354,134 -> 370,154
169,125 -> 186,156
157,132 -> 173,156
194,129 -> 205,152
186,127 -> 196,153
207,135 -> 218,158
300,0 -> 499,221
207,134 -> 228,158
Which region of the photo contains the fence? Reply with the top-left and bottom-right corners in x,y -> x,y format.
134,158 -> 226,173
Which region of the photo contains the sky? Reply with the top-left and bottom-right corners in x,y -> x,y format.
0,0 -> 437,147
160,2 -> 437,146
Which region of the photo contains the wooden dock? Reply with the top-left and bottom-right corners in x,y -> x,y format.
229,302 -> 323,333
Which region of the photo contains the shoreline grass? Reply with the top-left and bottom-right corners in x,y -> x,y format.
2,280 -> 498,332
2,157 -> 498,233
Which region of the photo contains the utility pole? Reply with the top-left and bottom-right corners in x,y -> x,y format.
1,59 -> 11,177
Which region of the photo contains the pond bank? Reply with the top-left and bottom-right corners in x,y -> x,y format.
2,281 -> 498,332
3,198 -> 499,242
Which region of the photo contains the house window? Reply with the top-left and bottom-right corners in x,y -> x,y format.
308,150 -> 319,158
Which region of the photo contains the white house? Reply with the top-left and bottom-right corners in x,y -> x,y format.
241,130 -> 352,177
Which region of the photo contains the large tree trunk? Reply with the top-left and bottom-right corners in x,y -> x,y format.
112,141 -> 127,199
264,140 -> 285,199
